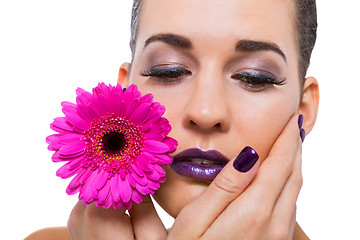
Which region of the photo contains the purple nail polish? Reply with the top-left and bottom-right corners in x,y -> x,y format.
300,128 -> 305,142
298,114 -> 304,130
122,87 -> 127,93
233,146 -> 259,173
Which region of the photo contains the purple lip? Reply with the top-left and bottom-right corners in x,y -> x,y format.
170,148 -> 230,181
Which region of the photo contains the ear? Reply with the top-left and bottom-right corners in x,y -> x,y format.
298,76 -> 320,135
117,62 -> 131,88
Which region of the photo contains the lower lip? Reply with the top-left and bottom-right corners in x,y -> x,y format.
170,162 -> 224,181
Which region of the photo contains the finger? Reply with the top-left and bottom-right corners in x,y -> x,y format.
245,114 -> 301,212
68,201 -> 134,240
129,195 -> 167,240
169,146 -> 259,239
270,141 -> 302,232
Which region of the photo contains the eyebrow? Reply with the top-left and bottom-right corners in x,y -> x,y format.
235,39 -> 287,62
143,33 -> 286,62
144,33 -> 192,50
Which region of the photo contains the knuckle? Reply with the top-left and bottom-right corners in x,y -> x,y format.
268,227 -> 290,240
246,202 -> 271,227
213,174 -> 242,195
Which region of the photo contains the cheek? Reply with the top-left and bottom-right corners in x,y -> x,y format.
232,89 -> 299,161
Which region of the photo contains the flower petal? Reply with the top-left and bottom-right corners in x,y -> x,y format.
131,189 -> 143,203
111,173 -> 121,202
96,170 -> 109,191
98,180 -> 111,205
144,140 -> 169,154
163,137 -> 178,153
153,153 -> 173,165
65,112 -> 90,131
119,176 -> 132,203
129,103 -> 151,125
59,141 -> 86,156
124,98 -> 140,120
52,117 -> 74,132
122,201 -> 133,210
131,171 -> 148,186
136,153 -> 153,172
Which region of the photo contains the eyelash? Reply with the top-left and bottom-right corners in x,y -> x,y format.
140,67 -> 191,85
140,66 -> 286,90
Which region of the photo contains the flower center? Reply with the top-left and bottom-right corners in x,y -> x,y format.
102,132 -> 127,156
83,114 -> 144,175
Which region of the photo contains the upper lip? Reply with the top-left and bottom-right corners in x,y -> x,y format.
172,148 -> 230,165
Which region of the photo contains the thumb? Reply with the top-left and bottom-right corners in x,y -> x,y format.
169,146 -> 259,239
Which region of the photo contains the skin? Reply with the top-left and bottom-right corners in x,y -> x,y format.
26,0 -> 319,239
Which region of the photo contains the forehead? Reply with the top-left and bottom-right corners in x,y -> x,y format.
137,0 -> 296,51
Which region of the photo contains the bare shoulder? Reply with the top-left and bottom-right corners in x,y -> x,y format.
25,227 -> 70,240
294,222 -> 310,240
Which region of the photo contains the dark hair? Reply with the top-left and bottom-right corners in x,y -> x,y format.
129,0 -> 317,81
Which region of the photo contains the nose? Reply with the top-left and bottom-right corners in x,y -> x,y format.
182,68 -> 231,133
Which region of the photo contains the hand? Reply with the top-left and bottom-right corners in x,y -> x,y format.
168,115 -> 303,240
67,195 -> 167,240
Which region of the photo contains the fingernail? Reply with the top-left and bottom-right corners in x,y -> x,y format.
298,114 -> 304,130
122,87 -> 127,93
233,146 -> 259,173
300,128 -> 306,143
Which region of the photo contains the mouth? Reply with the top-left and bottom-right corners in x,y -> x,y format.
170,148 -> 230,181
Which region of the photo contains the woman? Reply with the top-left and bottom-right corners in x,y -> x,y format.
26,0 -> 319,239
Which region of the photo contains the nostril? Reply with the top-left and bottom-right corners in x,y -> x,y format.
215,123 -> 221,129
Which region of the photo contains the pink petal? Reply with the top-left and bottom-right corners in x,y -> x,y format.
68,156 -> 84,170
153,164 -> 166,177
140,93 -> 154,105
131,164 -> 145,177
147,179 -> 160,190
66,168 -> 86,195
127,174 -> 137,188
122,201 -> 133,210
87,103 -> 101,119
65,112 -> 90,131
136,153 -> 153,172
119,176 -> 132,203
58,134 -> 82,144
131,189 -> 143,203
124,98 -> 140,120
113,198 -> 123,209
153,153 -> 173,165
111,93 -> 123,117
144,140 -> 169,154
61,101 -> 77,115
135,184 -> 148,195
59,141 -> 86,156
52,117 -> 74,132
111,173 -> 121,202
163,137 -> 178,153
77,103 -> 95,123
98,180 -> 111,205
80,169 -> 94,185
145,169 -> 161,182
129,103 -> 151,125
96,170 -> 109,191
56,162 -> 78,179
131,171 -> 148,186
96,93 -> 111,116
81,172 -> 97,204
144,131 -> 164,141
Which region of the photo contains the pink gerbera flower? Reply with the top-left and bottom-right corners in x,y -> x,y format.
46,83 -> 177,210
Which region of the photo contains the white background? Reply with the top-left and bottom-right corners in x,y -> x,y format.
0,1 -> 359,239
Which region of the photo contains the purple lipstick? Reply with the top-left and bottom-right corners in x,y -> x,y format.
170,148 -> 230,181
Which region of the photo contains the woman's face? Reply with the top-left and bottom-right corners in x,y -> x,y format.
123,0 -> 301,217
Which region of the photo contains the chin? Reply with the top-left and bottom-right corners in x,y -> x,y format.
153,166 -> 210,217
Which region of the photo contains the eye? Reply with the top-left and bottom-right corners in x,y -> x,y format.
140,65 -> 191,85
231,70 -> 286,92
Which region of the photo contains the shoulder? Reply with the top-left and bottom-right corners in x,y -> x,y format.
294,222 -> 310,240
25,227 -> 70,240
